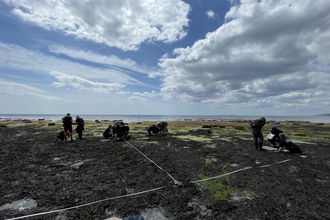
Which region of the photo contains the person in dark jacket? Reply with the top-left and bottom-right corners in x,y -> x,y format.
114,121 -> 129,140
250,117 -> 266,151
62,113 -> 73,140
276,133 -> 303,153
103,125 -> 113,139
147,124 -> 159,136
157,121 -> 168,135
267,126 -> 283,147
75,115 -> 85,139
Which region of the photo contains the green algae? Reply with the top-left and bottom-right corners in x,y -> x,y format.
198,173 -> 244,201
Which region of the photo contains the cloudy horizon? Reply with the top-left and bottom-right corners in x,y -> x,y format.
0,0 -> 329,116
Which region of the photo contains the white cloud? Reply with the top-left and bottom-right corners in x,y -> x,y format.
49,71 -> 125,93
0,42 -> 142,85
3,0 -> 190,51
159,0 -> 330,111
206,10 -> 217,20
48,44 -> 160,77
0,78 -> 61,100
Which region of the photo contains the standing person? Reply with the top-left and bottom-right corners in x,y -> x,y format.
75,115 -> 85,139
62,113 -> 73,140
276,133 -> 303,153
250,117 -> 266,151
157,121 -> 168,135
267,126 -> 283,147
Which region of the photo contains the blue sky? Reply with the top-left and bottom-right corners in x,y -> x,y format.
0,0 -> 329,116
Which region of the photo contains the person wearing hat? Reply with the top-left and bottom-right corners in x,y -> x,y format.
250,117 -> 266,151
267,126 -> 283,147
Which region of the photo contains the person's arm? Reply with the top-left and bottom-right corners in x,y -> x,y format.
275,147 -> 283,152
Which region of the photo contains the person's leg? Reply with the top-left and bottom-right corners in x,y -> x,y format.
258,131 -> 265,151
252,131 -> 259,149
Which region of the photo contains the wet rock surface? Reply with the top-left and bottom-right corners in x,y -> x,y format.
1,124 -> 330,219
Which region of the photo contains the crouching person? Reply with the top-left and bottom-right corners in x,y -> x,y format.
115,122 -> 130,141
157,121 -> 168,135
147,124 -> 159,136
103,125 -> 113,139
267,126 -> 283,147
276,133 -> 303,153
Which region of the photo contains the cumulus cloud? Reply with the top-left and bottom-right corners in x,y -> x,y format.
128,90 -> 159,101
3,0 -> 190,51
49,71 -> 125,93
159,0 -> 330,110
206,10 -> 218,20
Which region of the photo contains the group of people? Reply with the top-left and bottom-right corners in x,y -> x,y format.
103,121 -> 130,141
58,113 -> 168,141
250,117 -> 303,153
58,115 -> 302,154
58,113 -> 85,140
146,121 -> 168,136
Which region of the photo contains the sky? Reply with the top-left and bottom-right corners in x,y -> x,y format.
0,0 -> 330,116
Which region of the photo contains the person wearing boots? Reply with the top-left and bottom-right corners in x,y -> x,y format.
250,117 -> 266,151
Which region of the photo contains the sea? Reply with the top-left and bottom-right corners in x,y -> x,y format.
0,114 -> 330,123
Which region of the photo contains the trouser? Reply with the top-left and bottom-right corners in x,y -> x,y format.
252,130 -> 264,149
76,126 -> 84,139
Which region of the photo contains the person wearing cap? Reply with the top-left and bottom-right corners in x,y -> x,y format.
275,133 -> 303,153
62,113 -> 73,140
267,126 -> 283,147
250,117 -> 266,151
75,115 -> 85,139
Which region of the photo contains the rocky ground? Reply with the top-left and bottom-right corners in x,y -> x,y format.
0,121 -> 330,220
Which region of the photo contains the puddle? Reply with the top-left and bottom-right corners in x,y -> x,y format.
0,198 -> 37,211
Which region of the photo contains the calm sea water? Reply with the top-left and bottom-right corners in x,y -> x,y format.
0,114 -> 329,123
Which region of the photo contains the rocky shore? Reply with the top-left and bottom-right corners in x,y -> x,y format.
0,120 -> 329,219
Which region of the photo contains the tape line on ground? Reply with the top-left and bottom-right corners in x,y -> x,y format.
125,140 -> 181,184
5,186 -> 167,220
5,148 -> 293,220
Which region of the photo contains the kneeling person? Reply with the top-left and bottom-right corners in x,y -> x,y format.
103,125 -> 113,139
276,133 -> 302,153
147,124 -> 159,136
